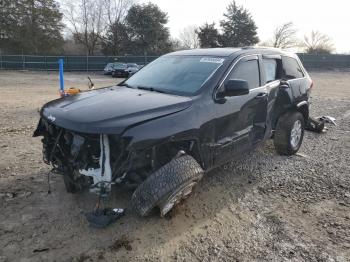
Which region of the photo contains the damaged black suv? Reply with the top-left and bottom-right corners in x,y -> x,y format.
34,47 -> 312,217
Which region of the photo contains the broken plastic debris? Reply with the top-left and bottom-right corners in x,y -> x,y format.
306,117 -> 325,133
306,115 -> 337,133
318,116 -> 337,126
85,208 -> 125,228
296,153 -> 309,158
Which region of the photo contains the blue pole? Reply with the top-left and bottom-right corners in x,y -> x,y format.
58,59 -> 64,94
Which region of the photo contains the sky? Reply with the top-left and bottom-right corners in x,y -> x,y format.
140,0 -> 350,53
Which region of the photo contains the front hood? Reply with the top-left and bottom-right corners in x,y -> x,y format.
41,86 -> 192,134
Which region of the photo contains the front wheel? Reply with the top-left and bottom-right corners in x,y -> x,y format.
274,111 -> 305,155
131,155 -> 203,217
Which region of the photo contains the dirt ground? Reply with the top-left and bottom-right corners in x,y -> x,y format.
0,70 -> 349,262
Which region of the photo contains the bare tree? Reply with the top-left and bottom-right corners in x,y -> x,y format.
170,37 -> 185,51
103,0 -> 134,26
272,22 -> 298,49
62,0 -> 134,55
99,0 -> 134,55
304,31 -> 334,54
179,25 -> 200,49
63,0 -> 105,55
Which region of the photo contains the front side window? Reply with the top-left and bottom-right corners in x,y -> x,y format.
125,56 -> 225,95
105,63 -> 113,69
282,56 -> 304,79
227,59 -> 260,89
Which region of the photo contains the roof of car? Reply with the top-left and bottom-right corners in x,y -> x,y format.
166,46 -> 294,58
166,48 -> 241,57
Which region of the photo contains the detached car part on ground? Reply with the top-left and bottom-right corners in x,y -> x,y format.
34,47 -> 313,217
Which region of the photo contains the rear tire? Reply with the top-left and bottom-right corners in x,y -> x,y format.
274,111 -> 305,155
131,155 -> 203,217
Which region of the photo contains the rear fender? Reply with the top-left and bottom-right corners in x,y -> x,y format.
271,85 -> 294,130
296,101 -> 309,121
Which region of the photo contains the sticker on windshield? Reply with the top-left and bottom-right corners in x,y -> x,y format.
200,57 -> 225,64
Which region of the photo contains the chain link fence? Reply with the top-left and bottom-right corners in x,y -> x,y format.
0,54 -> 349,71
297,53 -> 350,69
0,55 -> 159,71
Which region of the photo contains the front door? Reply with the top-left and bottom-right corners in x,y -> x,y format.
213,55 -> 268,165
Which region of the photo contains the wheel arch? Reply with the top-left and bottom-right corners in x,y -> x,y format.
296,101 -> 309,122
150,138 -> 204,170
272,100 -> 309,130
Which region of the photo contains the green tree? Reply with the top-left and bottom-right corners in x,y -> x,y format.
100,0 -> 134,55
125,3 -> 172,55
219,1 -> 259,47
196,23 -> 220,48
101,22 -> 131,55
0,0 -> 64,54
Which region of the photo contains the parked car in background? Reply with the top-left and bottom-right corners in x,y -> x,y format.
126,63 -> 140,76
111,63 -> 140,78
103,62 -> 124,75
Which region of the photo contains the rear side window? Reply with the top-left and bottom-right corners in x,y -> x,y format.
263,59 -> 278,83
228,59 -> 260,89
282,56 -> 304,79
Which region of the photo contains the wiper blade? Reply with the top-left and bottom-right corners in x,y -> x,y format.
137,86 -> 166,93
120,83 -> 135,89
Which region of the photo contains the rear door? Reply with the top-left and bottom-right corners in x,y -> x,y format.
281,56 -> 307,104
261,55 -> 284,138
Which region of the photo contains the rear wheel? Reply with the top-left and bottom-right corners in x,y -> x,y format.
274,111 -> 305,155
131,155 -> 203,217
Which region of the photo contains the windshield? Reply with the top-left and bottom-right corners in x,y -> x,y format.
125,56 -> 225,95
127,63 -> 138,68
114,63 -> 127,69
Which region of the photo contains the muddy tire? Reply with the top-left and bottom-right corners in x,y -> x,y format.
274,111 -> 305,155
131,155 -> 203,217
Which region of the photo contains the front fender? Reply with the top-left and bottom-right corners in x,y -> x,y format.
122,109 -> 201,152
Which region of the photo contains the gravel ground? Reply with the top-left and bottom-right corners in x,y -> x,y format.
0,70 -> 349,262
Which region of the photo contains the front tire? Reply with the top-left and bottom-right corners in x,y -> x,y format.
274,111 -> 305,155
131,155 -> 203,217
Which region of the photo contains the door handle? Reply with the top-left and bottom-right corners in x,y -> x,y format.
255,92 -> 268,99
280,81 -> 290,89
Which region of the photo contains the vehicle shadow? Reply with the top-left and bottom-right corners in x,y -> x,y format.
0,144 -> 272,261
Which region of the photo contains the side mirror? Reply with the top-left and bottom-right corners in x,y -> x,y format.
222,79 -> 249,97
